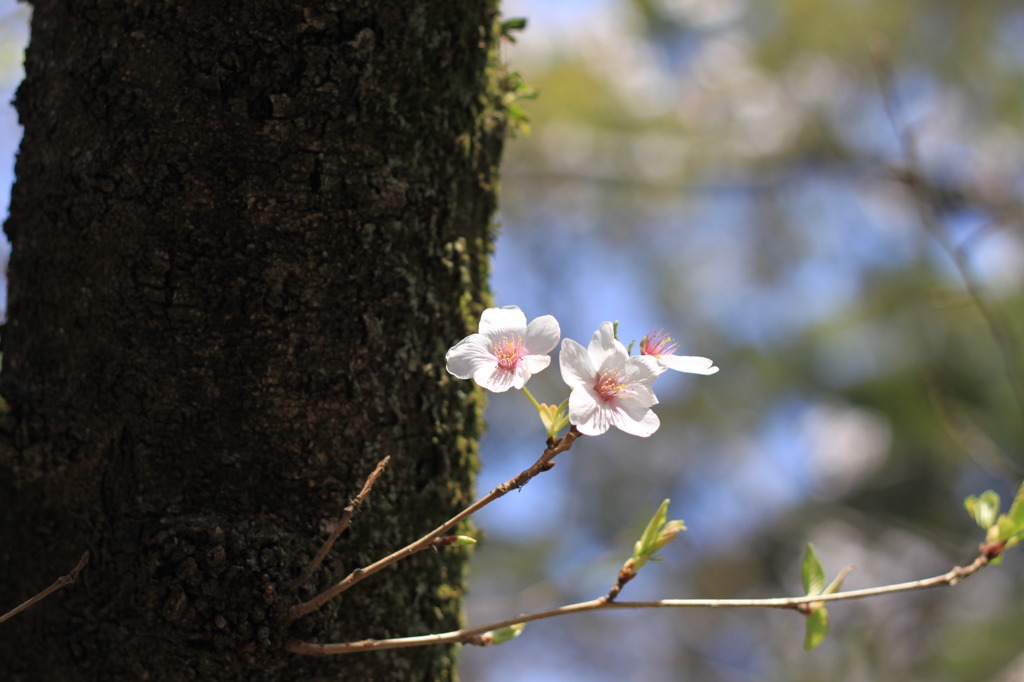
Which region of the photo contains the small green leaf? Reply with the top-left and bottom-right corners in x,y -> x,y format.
803,606 -> 829,651
964,490 -> 1001,530
802,544 -> 826,596
997,516 -> 1016,542
629,499 -> 685,574
536,402 -> 569,440
1004,481 -> 1024,535
634,499 -> 670,557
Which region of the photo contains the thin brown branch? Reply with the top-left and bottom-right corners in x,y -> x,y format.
287,429 -> 580,621
287,551 -> 990,655
288,456 -> 391,593
0,551 -> 89,625
603,560 -> 637,603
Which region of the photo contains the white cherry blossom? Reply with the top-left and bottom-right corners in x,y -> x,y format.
559,322 -> 663,437
446,306 -> 560,392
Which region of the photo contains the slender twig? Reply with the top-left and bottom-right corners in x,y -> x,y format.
0,551 -> 89,625
604,576 -> 628,603
288,551 -> 990,655
287,429 -> 580,621
872,45 -> 1024,417
603,561 -> 636,603
288,456 -> 391,593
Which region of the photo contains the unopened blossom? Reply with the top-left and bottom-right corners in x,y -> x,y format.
446,306 -> 560,393
559,322 -> 662,437
640,329 -> 719,376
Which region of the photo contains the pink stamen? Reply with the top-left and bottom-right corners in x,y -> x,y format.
494,335 -> 525,370
640,329 -> 679,357
595,368 -> 628,401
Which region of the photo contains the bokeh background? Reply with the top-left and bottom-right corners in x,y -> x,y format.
463,1 -> 1024,681
1,1 -> 1023,680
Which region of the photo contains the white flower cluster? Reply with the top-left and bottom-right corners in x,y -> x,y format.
445,306 -> 718,438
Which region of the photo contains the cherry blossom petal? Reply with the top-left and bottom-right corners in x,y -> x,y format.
475,365 -> 519,392
559,338 -> 595,388
478,305 -> 528,339
523,354 -> 552,375
618,384 -> 659,412
587,322 -> 627,372
445,335 -> 494,379
524,315 -> 561,355
624,356 -> 662,386
569,387 -> 612,436
611,407 -> 660,437
659,354 -> 719,375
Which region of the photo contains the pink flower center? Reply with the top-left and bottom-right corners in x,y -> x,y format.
493,335 -> 526,370
595,368 -> 628,401
640,329 -> 679,357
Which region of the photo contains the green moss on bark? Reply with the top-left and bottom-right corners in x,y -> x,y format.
0,1 -> 509,680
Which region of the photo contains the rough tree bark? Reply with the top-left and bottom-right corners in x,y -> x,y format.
0,1 -> 505,680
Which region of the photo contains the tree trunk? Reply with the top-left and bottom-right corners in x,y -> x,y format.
0,2 -> 503,680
